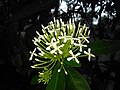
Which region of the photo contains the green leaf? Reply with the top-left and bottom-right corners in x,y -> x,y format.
64,59 -> 81,67
31,75 -> 39,85
46,63 -> 65,90
66,67 -> 90,90
89,40 -> 120,55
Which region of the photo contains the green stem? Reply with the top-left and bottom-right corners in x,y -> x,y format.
34,61 -> 52,67
78,55 -> 87,57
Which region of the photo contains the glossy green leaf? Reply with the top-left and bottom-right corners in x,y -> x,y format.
31,75 -> 39,85
89,40 -> 120,55
64,59 -> 81,67
46,63 -> 65,90
66,67 -> 90,90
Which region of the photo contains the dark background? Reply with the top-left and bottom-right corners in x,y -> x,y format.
0,0 -> 120,90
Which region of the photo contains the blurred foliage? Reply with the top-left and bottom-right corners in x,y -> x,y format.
0,0 -> 120,90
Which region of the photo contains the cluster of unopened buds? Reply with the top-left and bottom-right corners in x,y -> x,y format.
29,18 -> 95,84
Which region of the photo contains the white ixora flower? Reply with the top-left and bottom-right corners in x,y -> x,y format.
79,34 -> 90,43
50,44 -> 64,54
74,38 -> 87,52
29,48 -> 37,60
84,48 -> 95,61
29,48 -> 36,60
67,50 -> 81,63
46,37 -> 58,50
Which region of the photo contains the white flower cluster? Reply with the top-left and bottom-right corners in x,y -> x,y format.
29,18 -> 95,83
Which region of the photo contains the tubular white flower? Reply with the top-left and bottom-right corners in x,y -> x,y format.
67,50 -> 81,63
50,44 -> 64,54
79,34 -> 90,43
46,37 -> 58,50
84,48 -> 95,61
74,38 -> 87,52
29,48 -> 37,60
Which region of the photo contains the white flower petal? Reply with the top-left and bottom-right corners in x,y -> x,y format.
37,47 -> 42,52
67,57 -> 73,61
84,48 -> 95,61
46,46 -> 50,50
52,37 -> 56,42
69,50 -> 73,55
64,38 -> 67,43
75,52 -> 81,56
81,34 -> 89,43
46,42 -> 49,45
75,58 -> 79,63
91,54 -> 95,57
84,51 -> 87,55
29,55 -> 33,61
29,48 -> 36,60
58,36 -> 63,39
74,43 -> 78,46
50,49 -> 56,54
52,43 -> 57,48
60,44 -> 64,47
31,66 -> 35,68
58,49 -> 63,54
